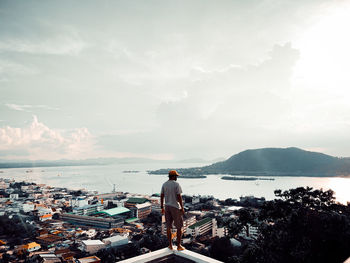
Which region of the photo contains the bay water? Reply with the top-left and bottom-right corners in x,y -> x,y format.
2,162 -> 350,204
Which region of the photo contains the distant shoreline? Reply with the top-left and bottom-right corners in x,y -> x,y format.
148,170 -> 350,179
0,163 -> 103,169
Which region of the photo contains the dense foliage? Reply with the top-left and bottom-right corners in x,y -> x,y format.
212,187 -> 350,263
0,215 -> 36,245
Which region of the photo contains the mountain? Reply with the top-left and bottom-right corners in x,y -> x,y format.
149,147 -> 350,177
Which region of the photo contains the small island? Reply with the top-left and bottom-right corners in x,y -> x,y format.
221,176 -> 275,181
147,169 -> 206,178
180,175 -> 207,179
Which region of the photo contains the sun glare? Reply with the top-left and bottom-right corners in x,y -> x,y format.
327,177 -> 350,204
293,2 -> 350,95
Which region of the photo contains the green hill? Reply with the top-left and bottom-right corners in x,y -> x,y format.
149,147 -> 350,177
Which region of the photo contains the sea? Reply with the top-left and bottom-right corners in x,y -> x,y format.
1,162 -> 350,204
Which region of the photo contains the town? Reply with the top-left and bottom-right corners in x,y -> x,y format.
0,177 -> 265,263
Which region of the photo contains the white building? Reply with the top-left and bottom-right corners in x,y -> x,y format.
10,193 -> 19,200
73,204 -> 103,215
187,218 -> 216,238
35,205 -> 52,216
192,196 -> 200,204
239,223 -> 259,239
212,220 -> 228,238
103,235 -> 129,248
81,240 -> 106,254
71,196 -> 89,208
22,203 -> 35,213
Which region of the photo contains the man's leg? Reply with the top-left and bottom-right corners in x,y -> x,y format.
165,207 -> 174,250
166,226 -> 173,249
176,227 -> 185,251
174,208 -> 185,251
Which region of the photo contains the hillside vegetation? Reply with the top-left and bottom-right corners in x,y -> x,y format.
149,147 -> 350,177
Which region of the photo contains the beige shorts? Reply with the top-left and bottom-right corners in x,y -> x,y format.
165,205 -> 183,230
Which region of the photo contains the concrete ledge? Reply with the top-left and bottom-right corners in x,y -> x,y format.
117,248 -> 172,263
174,248 -> 223,263
118,246 -> 223,263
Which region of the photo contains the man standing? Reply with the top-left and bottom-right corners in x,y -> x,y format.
161,170 -> 185,251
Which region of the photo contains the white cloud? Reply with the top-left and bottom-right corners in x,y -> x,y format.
0,116 -> 95,160
0,60 -> 39,76
0,116 -> 173,160
5,103 -> 59,112
0,36 -> 88,56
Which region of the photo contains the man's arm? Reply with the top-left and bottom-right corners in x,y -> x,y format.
177,194 -> 184,214
161,193 -> 165,215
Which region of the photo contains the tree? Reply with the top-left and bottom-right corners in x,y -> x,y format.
96,248 -> 116,263
228,208 -> 258,238
210,237 -> 235,261
253,187 -> 350,263
52,213 -> 60,220
141,211 -> 162,225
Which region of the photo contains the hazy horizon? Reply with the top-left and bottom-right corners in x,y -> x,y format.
1,0 -> 350,161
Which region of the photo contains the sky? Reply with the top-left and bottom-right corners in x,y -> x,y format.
1,0 -> 350,161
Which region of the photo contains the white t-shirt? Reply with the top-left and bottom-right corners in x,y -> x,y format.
161,180 -> 182,209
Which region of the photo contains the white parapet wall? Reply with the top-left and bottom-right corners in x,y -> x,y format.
118,246 -> 223,263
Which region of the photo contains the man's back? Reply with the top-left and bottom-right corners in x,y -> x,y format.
161,180 -> 182,209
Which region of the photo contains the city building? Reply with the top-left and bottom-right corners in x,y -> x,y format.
133,202 -> 152,219
78,256 -> 101,263
212,220 -> 228,238
61,213 -> 124,229
22,202 -> 35,213
9,193 -> 19,200
192,196 -> 200,204
81,240 -> 106,254
103,234 -> 129,248
238,223 -> 259,239
187,218 -> 216,237
39,213 -> 53,221
22,242 -> 41,252
70,196 -> 89,208
124,197 -> 152,218
149,196 -> 161,212
94,206 -> 131,219
39,253 -> 61,263
124,197 -> 149,208
73,204 -> 104,215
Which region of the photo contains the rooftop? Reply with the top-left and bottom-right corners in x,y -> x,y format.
94,207 -> 130,216
125,217 -> 139,223
103,235 -> 128,242
78,256 -> 101,263
188,218 -> 212,229
126,197 -> 149,204
135,202 -> 151,209
82,240 -> 104,246
118,247 -> 223,263
25,242 -> 41,249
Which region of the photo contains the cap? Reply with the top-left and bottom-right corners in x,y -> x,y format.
168,170 -> 180,177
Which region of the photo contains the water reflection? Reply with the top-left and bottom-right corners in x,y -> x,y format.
2,164 -> 350,204
327,177 -> 350,204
